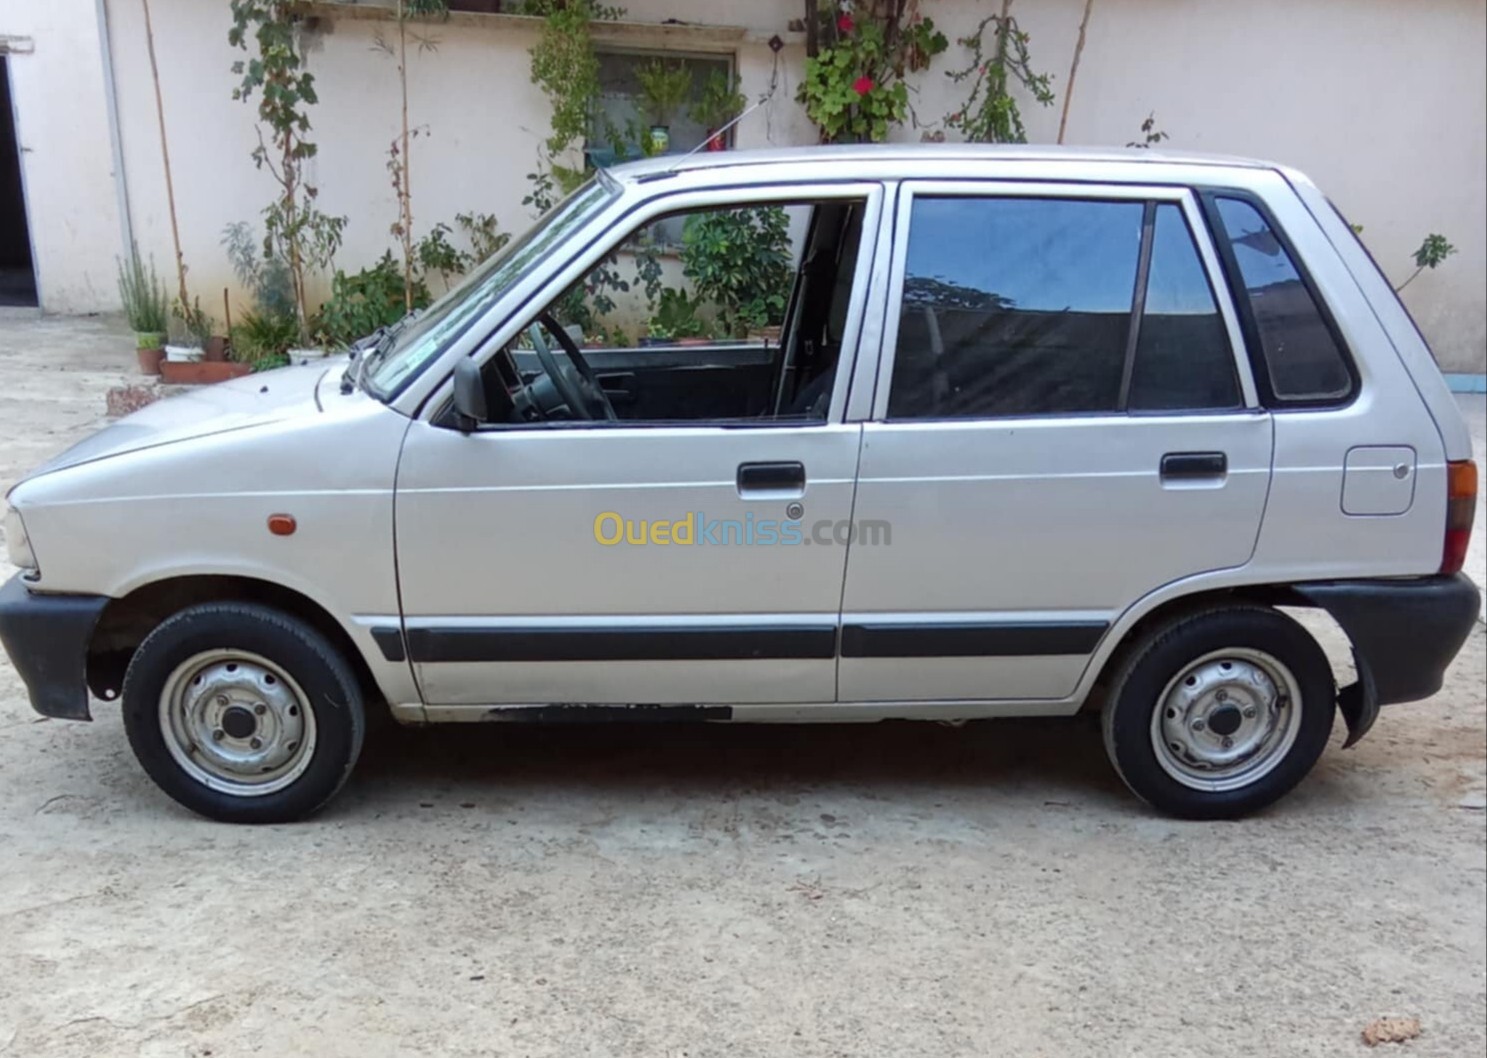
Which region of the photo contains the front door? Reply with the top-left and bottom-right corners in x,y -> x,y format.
839,183 -> 1273,703
394,188 -> 881,708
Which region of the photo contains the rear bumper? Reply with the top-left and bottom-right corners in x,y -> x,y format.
0,573 -> 109,721
1293,573 -> 1481,744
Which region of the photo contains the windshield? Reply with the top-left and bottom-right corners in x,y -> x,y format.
364,175 -> 619,399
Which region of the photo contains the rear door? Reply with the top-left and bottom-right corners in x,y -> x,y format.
839,182 -> 1273,703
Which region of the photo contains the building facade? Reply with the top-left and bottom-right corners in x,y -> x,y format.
1,0 -> 1483,373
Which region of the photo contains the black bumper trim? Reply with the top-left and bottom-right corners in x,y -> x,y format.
1292,573 -> 1480,741
0,574 -> 110,721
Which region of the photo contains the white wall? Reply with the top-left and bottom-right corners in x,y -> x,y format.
11,0 -> 1486,371
0,0 -> 125,313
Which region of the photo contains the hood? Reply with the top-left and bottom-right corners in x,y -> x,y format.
23,359 -> 343,481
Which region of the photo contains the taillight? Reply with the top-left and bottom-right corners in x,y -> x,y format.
1441,459 -> 1478,574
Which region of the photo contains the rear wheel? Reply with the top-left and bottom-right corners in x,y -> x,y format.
1101,605 -> 1335,819
122,603 -> 365,823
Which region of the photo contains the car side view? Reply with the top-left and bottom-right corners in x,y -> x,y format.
0,146 -> 1478,823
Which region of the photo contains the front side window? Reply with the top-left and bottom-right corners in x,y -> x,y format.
472,198 -> 867,427
1212,196 -> 1352,403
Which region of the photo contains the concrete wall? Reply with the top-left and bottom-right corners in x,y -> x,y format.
0,0 -> 125,313
4,0 -> 1483,370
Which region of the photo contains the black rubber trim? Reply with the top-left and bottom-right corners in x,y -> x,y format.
1291,573 -> 1480,707
841,620 -> 1109,658
404,624 -> 838,663
0,573 -> 110,721
370,626 -> 407,663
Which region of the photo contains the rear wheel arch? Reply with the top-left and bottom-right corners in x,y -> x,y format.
87,575 -> 383,709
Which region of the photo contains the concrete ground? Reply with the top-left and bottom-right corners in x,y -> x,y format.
1,313 -> 1484,1058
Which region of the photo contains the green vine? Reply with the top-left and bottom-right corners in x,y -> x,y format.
229,0 -> 347,345
943,11 -> 1054,144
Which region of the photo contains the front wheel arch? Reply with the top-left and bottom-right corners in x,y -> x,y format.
87,575 -> 383,710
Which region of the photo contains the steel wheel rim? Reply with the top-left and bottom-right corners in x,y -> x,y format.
1149,647 -> 1303,793
158,650 -> 318,797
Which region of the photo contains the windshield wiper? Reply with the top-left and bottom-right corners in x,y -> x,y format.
340,309 -> 422,395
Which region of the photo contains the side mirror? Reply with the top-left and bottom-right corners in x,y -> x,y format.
452,357 -> 487,434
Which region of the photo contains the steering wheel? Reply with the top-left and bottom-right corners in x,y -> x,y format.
527,315 -> 617,422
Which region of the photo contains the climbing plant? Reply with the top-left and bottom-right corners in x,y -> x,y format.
229,0 -> 347,344
798,1 -> 947,143
942,5 -> 1054,144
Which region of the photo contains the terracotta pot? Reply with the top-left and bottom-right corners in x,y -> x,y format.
160,360 -> 253,385
705,131 -> 727,152
203,336 -> 229,362
136,346 -> 165,376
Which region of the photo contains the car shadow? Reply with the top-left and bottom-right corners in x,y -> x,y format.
344,711 -> 1129,812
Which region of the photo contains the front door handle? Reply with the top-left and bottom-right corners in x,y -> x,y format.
1160,451 -> 1228,480
737,461 -> 806,497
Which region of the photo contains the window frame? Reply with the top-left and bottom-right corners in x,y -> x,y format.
1195,187 -> 1360,410
870,180 -> 1258,424
422,180 -> 885,433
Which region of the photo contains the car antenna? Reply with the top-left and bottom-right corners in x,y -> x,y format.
663,41 -> 782,177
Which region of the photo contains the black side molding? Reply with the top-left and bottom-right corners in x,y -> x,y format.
0,574 -> 110,722
397,624 -> 838,663
841,620 -> 1108,658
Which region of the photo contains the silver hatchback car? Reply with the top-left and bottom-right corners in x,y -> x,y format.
1,146 -> 1478,823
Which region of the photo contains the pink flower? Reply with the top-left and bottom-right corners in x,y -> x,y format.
837,13 -> 855,34
852,76 -> 875,96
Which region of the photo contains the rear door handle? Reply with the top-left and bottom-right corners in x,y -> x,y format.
1160,452 -> 1228,479
737,461 -> 806,497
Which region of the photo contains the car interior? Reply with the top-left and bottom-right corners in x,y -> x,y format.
468,198 -> 867,427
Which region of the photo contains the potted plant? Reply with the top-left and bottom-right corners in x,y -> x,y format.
689,69 -> 746,151
643,286 -> 709,346
635,59 -> 692,155
117,246 -> 169,375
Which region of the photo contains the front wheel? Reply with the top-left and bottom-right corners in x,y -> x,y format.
122,603 -> 365,823
1101,605 -> 1336,819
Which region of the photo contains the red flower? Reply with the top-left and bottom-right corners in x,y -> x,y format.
837,13 -> 855,34
852,76 -> 875,96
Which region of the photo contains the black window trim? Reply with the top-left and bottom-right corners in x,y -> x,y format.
1195,187 -> 1360,410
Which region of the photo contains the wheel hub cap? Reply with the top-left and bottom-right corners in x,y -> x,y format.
1151,648 -> 1303,793
159,651 -> 317,797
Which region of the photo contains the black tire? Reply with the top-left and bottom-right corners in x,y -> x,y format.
121,602 -> 365,823
1101,605 -> 1336,820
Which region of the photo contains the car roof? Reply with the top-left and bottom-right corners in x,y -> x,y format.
606,143 -> 1278,185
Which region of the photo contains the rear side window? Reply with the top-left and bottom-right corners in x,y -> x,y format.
1212,196 -> 1353,403
887,196 -> 1240,420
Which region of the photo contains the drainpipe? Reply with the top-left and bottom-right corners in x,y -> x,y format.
94,0 -> 135,259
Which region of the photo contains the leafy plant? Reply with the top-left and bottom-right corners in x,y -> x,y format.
314,252 -> 432,348
799,1 -> 947,143
223,221 -> 295,320
415,221 -> 467,285
523,0 -> 621,156
646,287 -> 708,341
943,11 -> 1054,144
1396,234 -> 1458,292
1127,112 -> 1169,149
229,0 -> 348,344
689,69 -> 747,132
681,207 -> 793,337
635,59 -> 692,127
173,297 -> 214,348
456,211 -> 511,263
231,307 -> 299,370
116,245 -> 169,336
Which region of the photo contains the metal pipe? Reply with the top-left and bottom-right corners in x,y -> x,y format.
94,0 -> 136,260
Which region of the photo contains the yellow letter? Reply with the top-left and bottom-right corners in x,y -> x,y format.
651,521 -> 671,545
625,519 -> 649,546
594,511 -> 623,546
672,513 -> 694,546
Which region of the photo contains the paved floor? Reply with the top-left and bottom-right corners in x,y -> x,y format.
1,315 -> 1484,1058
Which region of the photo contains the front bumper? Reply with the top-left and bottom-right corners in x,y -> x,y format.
1294,573 -> 1481,745
0,573 -> 110,721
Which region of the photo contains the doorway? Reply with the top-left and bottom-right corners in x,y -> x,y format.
0,56 -> 38,307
